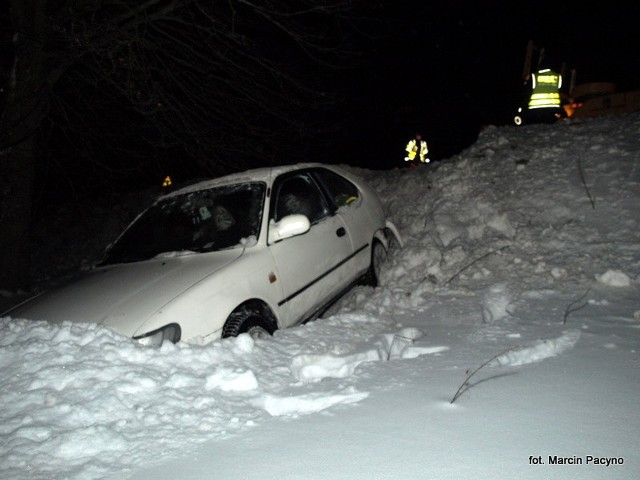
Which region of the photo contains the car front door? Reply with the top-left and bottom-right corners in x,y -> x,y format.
267,171 -> 354,327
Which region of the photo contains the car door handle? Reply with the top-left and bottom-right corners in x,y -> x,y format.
336,227 -> 346,237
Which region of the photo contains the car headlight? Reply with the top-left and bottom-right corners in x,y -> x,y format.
134,323 -> 181,347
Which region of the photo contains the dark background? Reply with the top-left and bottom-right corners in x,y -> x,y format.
4,1 -> 639,202
343,0 -> 639,169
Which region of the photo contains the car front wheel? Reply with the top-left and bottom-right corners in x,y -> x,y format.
221,305 -> 276,340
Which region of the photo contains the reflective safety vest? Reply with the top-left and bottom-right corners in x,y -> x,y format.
528,69 -> 562,110
405,139 -> 429,163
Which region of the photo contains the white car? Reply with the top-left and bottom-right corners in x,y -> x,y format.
5,163 -> 402,346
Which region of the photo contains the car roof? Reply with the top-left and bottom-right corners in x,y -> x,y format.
162,163 -> 343,199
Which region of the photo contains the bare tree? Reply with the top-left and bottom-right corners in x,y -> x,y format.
0,0 -> 377,289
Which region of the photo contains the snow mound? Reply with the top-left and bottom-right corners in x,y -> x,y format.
595,269 -> 631,287
290,327 -> 444,383
290,350 -> 382,383
497,330 -> 581,366
255,389 -> 369,416
482,283 -> 512,323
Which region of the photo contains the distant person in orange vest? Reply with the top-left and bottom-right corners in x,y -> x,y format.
404,133 -> 429,167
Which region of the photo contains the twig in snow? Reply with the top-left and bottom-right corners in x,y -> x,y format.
443,245 -> 510,286
577,157 -> 596,209
450,346 -> 521,404
563,288 -> 591,324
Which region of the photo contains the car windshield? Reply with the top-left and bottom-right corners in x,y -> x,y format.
101,182 -> 266,265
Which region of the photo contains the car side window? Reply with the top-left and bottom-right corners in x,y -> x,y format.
313,168 -> 360,208
272,173 -> 330,224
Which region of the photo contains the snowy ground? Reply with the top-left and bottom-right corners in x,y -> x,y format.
1,113 -> 639,480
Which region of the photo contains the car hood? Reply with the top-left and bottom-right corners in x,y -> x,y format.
7,249 -> 243,337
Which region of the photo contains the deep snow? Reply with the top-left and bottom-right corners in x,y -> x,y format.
1,113 -> 639,480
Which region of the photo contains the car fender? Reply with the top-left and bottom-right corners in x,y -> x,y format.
384,220 -> 404,247
133,248 -> 284,345
372,220 -> 404,249
373,229 -> 389,250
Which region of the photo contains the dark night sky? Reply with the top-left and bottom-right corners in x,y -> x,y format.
344,0 -> 640,169
5,1 -> 638,202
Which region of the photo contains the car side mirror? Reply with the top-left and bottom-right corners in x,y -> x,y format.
269,214 -> 310,242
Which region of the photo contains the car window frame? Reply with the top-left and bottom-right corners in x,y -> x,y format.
310,167 -> 361,211
269,170 -> 332,225
100,181 -> 266,265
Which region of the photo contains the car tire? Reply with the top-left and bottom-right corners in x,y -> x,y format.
363,239 -> 386,288
221,305 -> 276,340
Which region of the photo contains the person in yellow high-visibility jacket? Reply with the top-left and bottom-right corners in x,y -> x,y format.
514,68 -> 564,125
404,133 -> 429,166
528,68 -> 562,110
